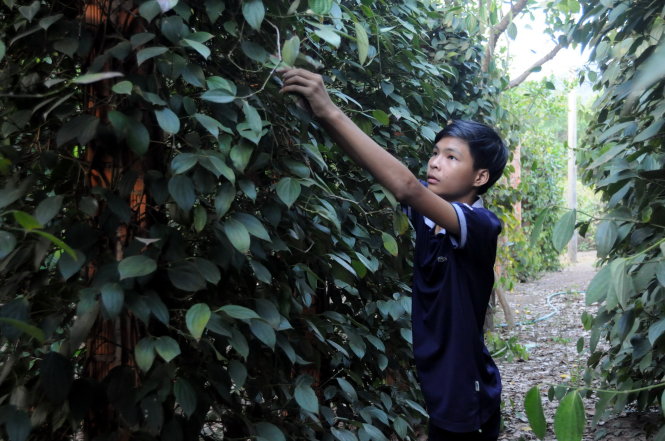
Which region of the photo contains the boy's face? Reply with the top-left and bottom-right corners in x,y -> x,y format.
426,136 -> 489,203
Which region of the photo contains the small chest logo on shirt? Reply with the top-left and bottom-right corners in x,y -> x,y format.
437,256 -> 447,263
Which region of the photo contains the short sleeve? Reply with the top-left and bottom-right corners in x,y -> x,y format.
450,202 -> 501,256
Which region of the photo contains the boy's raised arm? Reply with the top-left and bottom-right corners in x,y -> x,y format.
279,68 -> 461,235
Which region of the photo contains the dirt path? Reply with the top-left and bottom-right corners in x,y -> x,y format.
495,251 -> 663,441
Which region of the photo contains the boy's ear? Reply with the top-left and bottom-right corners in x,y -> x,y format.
473,169 -> 490,189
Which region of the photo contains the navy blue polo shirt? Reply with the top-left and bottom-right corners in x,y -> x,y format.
407,196 -> 502,433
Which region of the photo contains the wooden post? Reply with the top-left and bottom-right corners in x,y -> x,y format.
567,91 -> 578,263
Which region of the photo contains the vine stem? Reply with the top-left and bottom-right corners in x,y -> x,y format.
236,20 -> 283,100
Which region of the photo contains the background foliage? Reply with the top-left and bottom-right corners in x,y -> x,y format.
525,0 -> 665,439
0,0 -> 536,440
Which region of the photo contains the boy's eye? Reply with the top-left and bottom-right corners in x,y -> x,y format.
448,155 -> 457,160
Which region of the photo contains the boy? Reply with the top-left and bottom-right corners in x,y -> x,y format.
280,68 -> 508,441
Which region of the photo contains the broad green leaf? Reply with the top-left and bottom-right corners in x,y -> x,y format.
276,177 -> 301,208
183,38 -> 210,59
308,0 -> 332,14
372,110 -> 389,126
126,119 -> 150,155
585,264 -> 611,304
139,0 -> 161,22
354,22 -> 369,64
595,220 -> 618,257
282,36 -> 300,66
218,304 -> 260,320
223,218 -> 250,254
174,378 -> 197,417
529,209 -> 548,246
201,89 -> 236,103
295,383 -> 319,413
610,258 -> 631,309
242,101 -> 262,133
215,183 -> 236,218
336,378 -> 358,402
155,107 -> 180,134
168,262 -> 206,292
0,41 -> 5,64
229,359 -> 247,387
154,336 -> 181,362
135,338 -> 156,372
255,422 -> 285,441
56,115 -> 99,147
242,0 -> 264,30
186,303 -> 211,340
230,142 -> 254,172
314,27 -> 341,48
234,213 -> 270,241
553,391 -> 585,441
331,428 -> 358,441
118,255 -> 157,279
171,153 -> 198,174
249,319 -> 276,349
361,423 -> 389,441
72,72 -> 123,84
250,260 -> 272,284
656,261 -> 665,287
137,46 -> 168,66
194,113 -> 222,137
0,318 -> 45,343
552,209 -> 576,252
0,231 -> 16,258
524,386 -> 547,439
648,318 -> 665,345
101,283 -> 124,319
507,21 -> 517,40
168,175 -> 196,211
381,232 -> 398,256
35,195 -> 63,225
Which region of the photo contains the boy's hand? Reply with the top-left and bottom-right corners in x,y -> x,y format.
279,68 -> 339,121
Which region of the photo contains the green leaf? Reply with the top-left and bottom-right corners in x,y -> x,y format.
218,304 -> 260,320
186,303 -> 211,340
242,101 -> 262,133
14,211 -> 41,229
331,428 -> 358,441
648,318 -> 665,346
250,260 -> 272,284
611,258 -> 631,309
381,232 -> 398,256
234,213 -> 270,241
282,36 -> 300,66
155,107 -> 180,134
154,336 -> 181,362
372,110 -> 389,126
194,113 -> 223,137
182,38 -> 210,59
308,0 -> 333,14
552,209 -> 576,252
201,89 -> 236,103
524,386 -> 547,439
35,195 -> 63,225
101,283 -> 124,319
242,0 -> 265,30
553,391 -> 585,441
314,27 -> 341,48
171,153 -> 198,174
118,255 -> 157,279
249,319 -> 276,349
255,422 -> 286,441
58,250 -> 84,280
174,378 -> 197,418
276,177 -> 301,208
361,423 -> 389,441
0,231 -> 17,259
137,46 -> 169,66
139,0 -> 161,22
223,218 -> 251,254
0,318 -> 45,343
126,119 -> 151,155
168,262 -> 206,292
586,264 -> 611,304
230,142 -> 254,172
72,72 -> 123,84
354,22 -> 369,64
56,115 -> 99,147
595,220 -> 618,257
229,359 -> 247,387
215,183 -> 236,218
507,21 -> 517,40
169,175 -> 196,211
135,338 -> 156,372
336,378 -> 358,402
0,41 -> 5,64
295,383 -> 319,414
529,209 -> 548,247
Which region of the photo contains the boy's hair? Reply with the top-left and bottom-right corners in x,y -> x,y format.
434,120 -> 508,195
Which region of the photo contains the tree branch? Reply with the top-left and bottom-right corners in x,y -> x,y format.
507,42 -> 565,89
482,0 -> 530,73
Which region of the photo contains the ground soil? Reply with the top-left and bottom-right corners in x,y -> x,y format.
495,250 -> 664,441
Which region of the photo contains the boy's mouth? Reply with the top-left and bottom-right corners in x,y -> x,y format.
427,175 -> 439,184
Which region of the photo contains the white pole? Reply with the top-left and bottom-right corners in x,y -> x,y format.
567,90 -> 578,263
